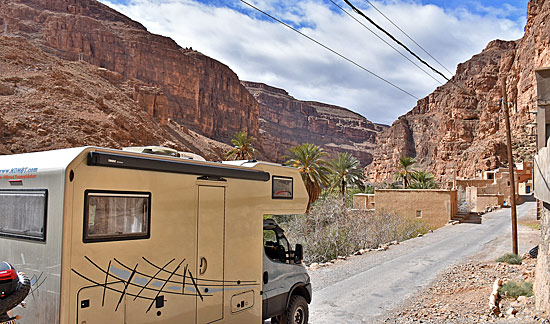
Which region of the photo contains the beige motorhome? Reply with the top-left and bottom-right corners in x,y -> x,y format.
0,147 -> 310,324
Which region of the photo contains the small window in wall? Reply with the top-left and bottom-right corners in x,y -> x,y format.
84,191 -> 151,243
0,189 -> 48,242
526,186 -> 531,193
487,173 -> 494,180
272,176 -> 293,199
416,210 -> 422,218
508,181 -> 511,186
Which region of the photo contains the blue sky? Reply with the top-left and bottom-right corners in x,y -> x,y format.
101,0 -> 528,124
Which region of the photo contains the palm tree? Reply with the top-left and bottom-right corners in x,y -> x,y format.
226,131 -> 256,160
284,143 -> 331,212
394,156 -> 416,188
329,153 -> 365,198
409,170 -> 438,189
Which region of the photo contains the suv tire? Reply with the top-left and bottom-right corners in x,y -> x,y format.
283,295 -> 308,324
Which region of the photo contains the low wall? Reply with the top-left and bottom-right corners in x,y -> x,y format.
474,194 -> 504,213
353,194 -> 375,210
374,189 -> 457,229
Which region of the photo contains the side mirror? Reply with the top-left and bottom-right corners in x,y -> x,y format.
294,244 -> 303,264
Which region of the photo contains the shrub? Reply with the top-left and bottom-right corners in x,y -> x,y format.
499,281 -> 533,298
496,253 -> 522,265
277,196 -> 430,264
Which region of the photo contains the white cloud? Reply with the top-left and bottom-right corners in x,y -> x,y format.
101,0 -> 525,125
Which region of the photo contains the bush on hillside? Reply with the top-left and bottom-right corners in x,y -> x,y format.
499,281 -> 533,298
496,253 -> 522,265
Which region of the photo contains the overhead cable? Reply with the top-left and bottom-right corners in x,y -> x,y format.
364,0 -> 454,76
239,0 -> 420,100
328,0 -> 444,85
343,0 -> 450,82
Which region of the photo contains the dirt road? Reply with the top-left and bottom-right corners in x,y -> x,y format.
308,201 -> 538,323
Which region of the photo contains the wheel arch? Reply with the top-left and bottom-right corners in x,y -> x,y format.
286,283 -> 311,308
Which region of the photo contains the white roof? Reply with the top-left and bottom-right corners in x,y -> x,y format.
0,147 -> 89,173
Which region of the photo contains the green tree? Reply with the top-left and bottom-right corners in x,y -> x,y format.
329,153 -> 365,198
394,157 -> 417,188
409,170 -> 438,189
226,131 -> 256,160
284,143 -> 331,212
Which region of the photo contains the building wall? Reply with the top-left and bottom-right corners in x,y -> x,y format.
536,203 -> 550,312
475,195 -> 504,212
516,161 -> 533,184
519,181 -> 534,195
352,194 -> 375,210
534,67 -> 550,313
375,189 -> 457,229
456,179 -> 494,189
466,187 -> 503,212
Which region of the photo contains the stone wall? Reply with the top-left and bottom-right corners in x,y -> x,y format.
374,189 -> 457,229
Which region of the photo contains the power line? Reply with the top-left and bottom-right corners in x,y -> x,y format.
239,0 -> 420,100
328,0 -> 444,85
364,0 -> 454,76
343,0 -> 450,82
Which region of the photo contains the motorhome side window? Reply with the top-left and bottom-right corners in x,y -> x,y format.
272,176 -> 293,199
84,191 -> 151,243
0,189 -> 48,242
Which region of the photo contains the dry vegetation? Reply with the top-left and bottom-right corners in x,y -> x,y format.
275,197 -> 430,264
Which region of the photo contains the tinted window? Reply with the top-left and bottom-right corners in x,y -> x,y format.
84,191 -> 151,243
0,189 -> 48,241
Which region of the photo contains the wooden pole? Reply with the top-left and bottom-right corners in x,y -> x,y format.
501,76 -> 518,255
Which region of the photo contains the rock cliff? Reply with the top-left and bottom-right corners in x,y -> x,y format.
0,0 -> 259,143
367,0 -> 548,183
243,81 -> 387,165
0,0 -> 385,163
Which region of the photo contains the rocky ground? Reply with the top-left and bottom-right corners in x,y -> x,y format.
381,257 -> 546,323
380,213 -> 546,324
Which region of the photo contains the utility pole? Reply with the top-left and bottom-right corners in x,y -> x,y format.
501,76 -> 518,255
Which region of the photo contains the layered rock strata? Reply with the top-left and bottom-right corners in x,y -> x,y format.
367,0 -> 549,183
243,81 -> 387,165
0,0 -> 259,143
0,35 -> 231,159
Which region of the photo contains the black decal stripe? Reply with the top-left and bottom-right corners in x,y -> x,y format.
182,264 -> 188,295
141,257 -> 256,285
88,152 -> 270,182
188,269 -> 203,302
102,260 -> 111,307
84,256 -> 203,296
115,263 -> 138,312
71,268 -> 213,300
146,260 -> 184,313
71,269 -> 153,301
129,258 -> 175,301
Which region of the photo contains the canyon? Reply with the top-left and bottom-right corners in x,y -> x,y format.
0,0 -> 384,165
0,0 -> 547,182
367,0 -> 548,183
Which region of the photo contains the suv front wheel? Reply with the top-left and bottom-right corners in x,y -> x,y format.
282,295 -> 308,324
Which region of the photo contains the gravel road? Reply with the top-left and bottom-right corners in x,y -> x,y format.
308,201 -> 538,323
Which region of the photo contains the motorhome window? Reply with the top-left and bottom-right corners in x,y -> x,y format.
0,189 -> 47,242
272,176 -> 293,199
84,191 -> 151,243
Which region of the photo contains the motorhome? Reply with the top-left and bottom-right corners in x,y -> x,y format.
0,147 -> 311,324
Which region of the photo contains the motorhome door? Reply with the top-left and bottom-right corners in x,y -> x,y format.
197,186 -> 225,323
